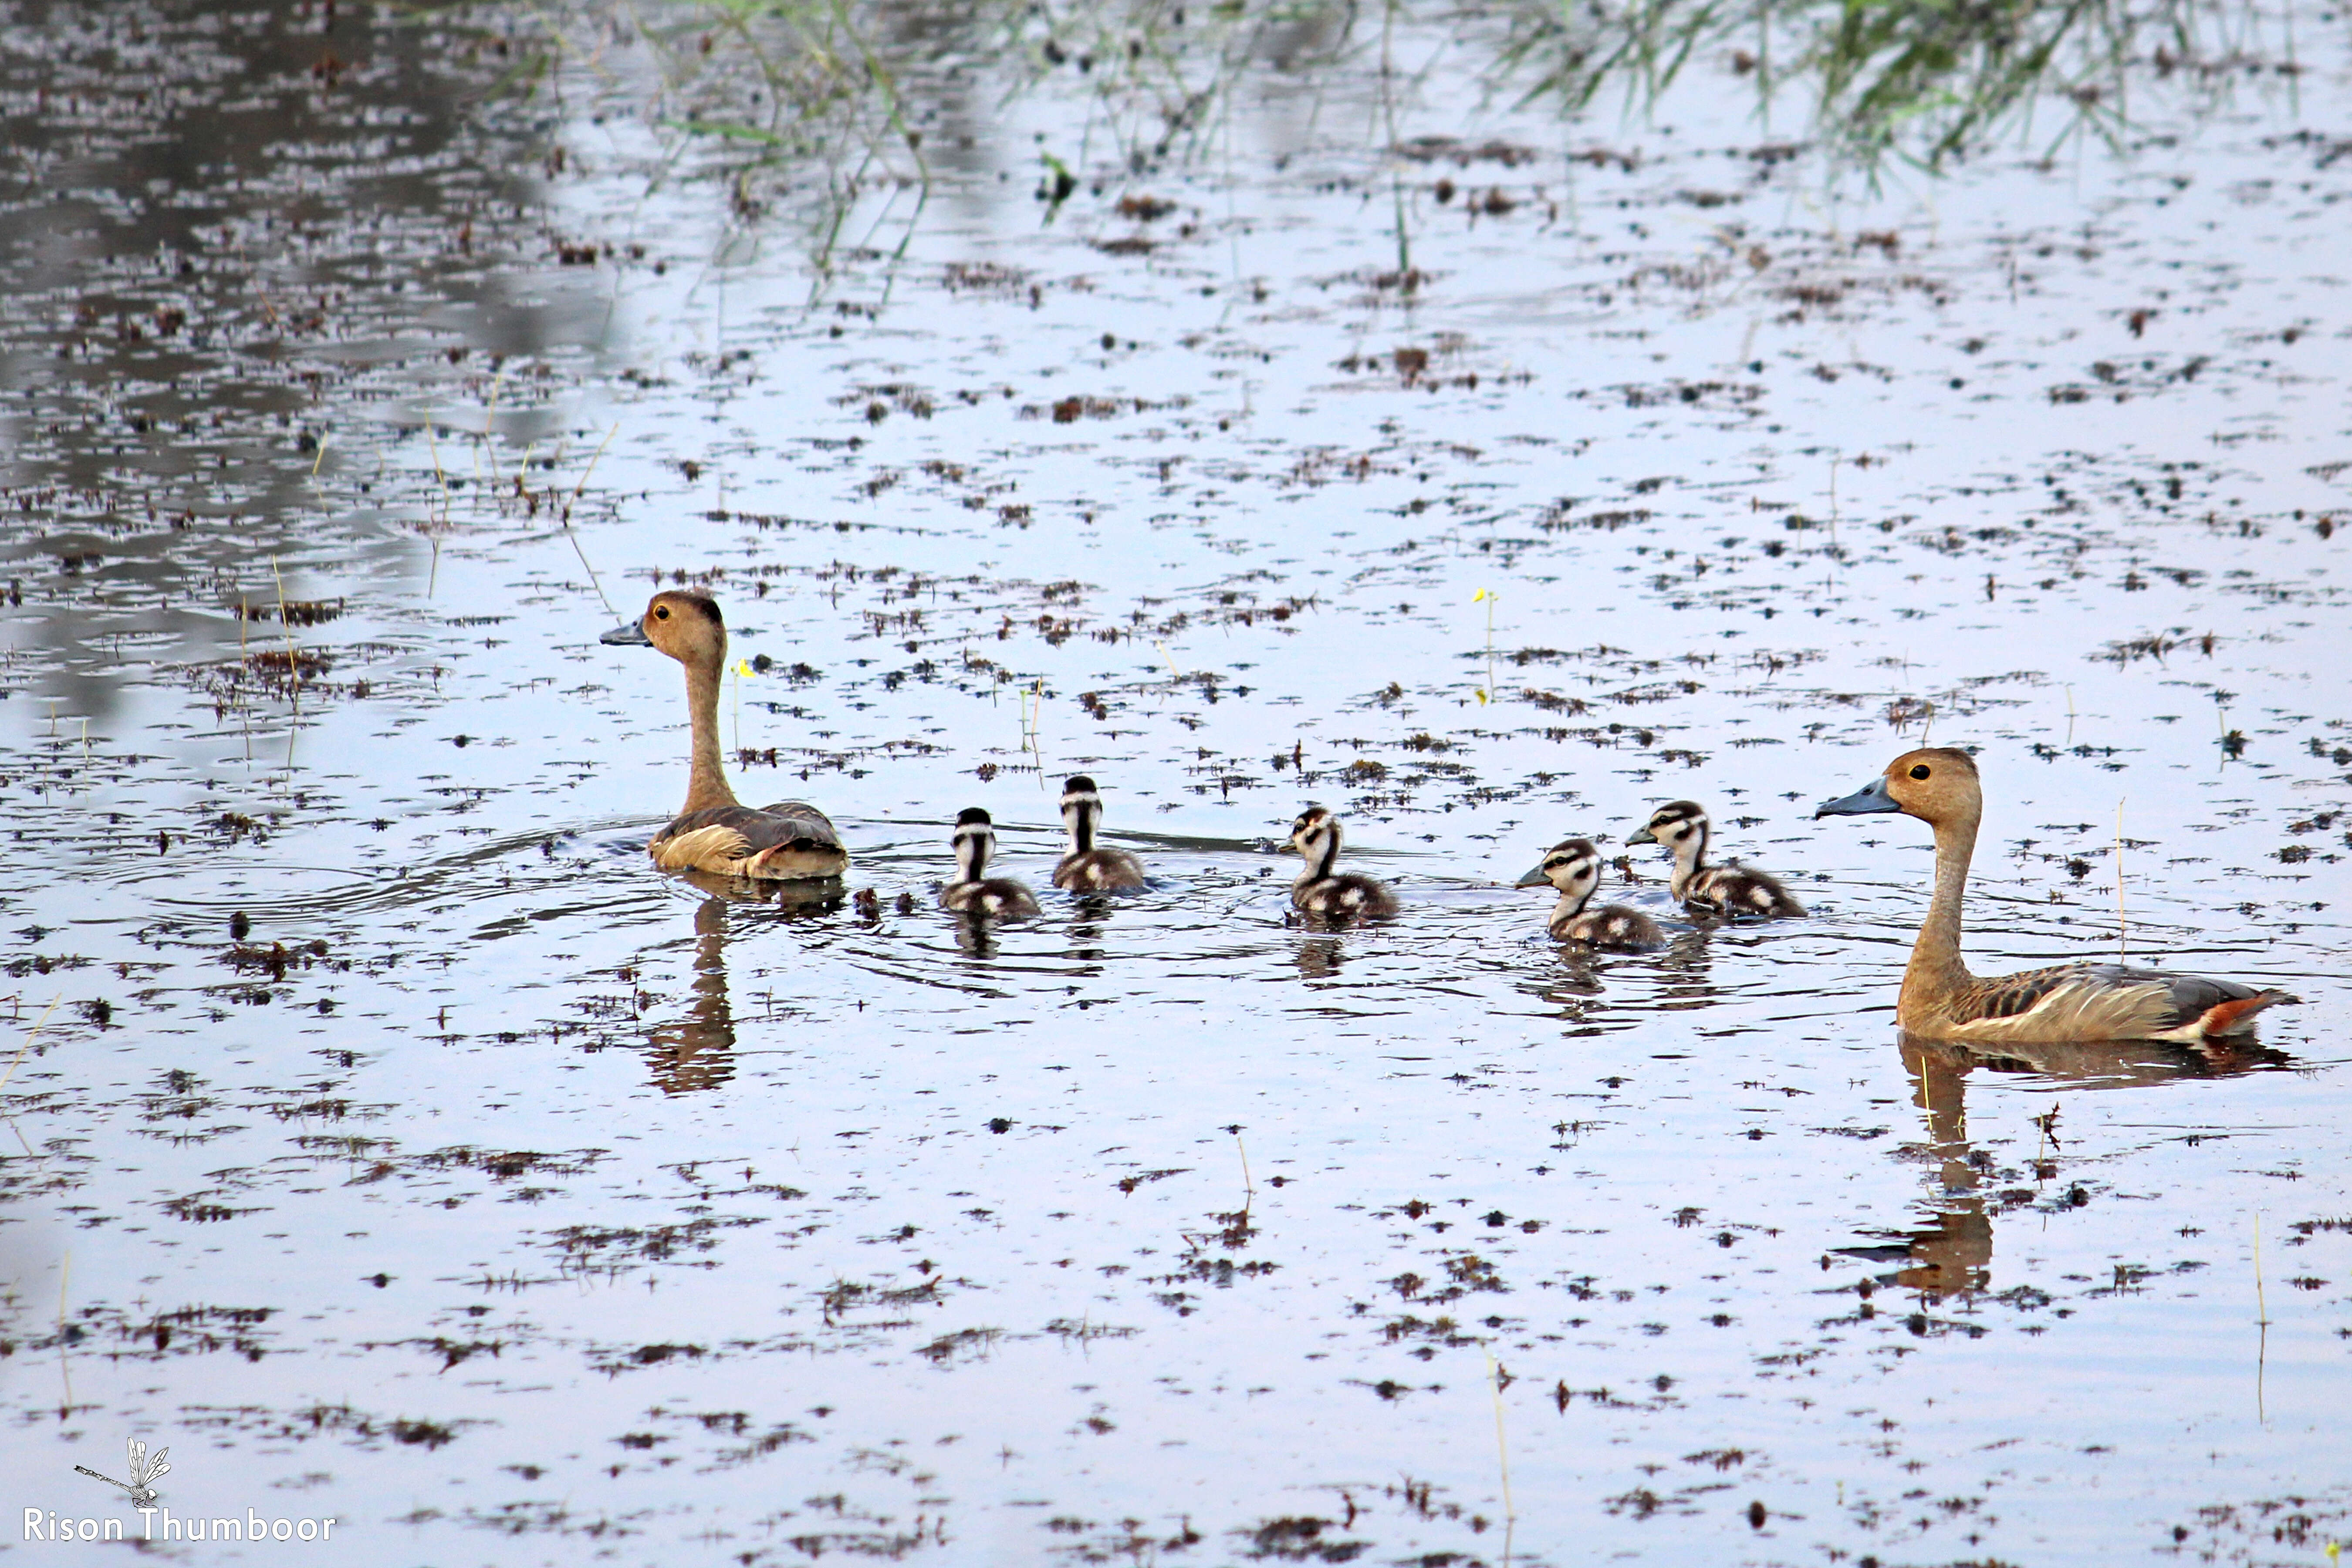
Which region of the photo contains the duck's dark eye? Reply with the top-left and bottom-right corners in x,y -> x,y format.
1909,764 -> 1931,780
655,606 -> 670,619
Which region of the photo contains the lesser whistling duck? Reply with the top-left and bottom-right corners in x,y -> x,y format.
1052,775 -> 1148,892
1516,837 -> 1666,949
941,808 -> 1041,918
1816,747 -> 2297,1042
602,591 -> 848,880
1628,799 -> 1805,918
1281,806 -> 1398,920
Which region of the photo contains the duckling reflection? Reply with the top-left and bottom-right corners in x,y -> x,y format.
1517,927 -> 1715,1030
1840,1033 -> 2290,1301
1067,905 -> 1111,965
1294,933 -> 1346,980
1650,927 -> 1717,1002
951,916 -> 1004,960
1522,947 -> 1605,1027
647,896 -> 737,1096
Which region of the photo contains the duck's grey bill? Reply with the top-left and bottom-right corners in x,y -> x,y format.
1624,825 -> 1658,845
1815,777 -> 1899,818
1514,864 -> 1551,887
600,622 -> 651,646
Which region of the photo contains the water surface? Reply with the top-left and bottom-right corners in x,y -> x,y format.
0,2 -> 2345,1562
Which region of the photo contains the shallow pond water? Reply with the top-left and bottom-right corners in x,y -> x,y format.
0,1 -> 2347,1563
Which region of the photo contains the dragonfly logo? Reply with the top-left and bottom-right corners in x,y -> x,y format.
74,1436 -> 169,1509
27,1438 -> 339,1544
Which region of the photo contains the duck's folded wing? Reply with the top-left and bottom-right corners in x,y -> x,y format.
1964,963 -> 2094,1021
753,800 -> 845,850
1963,963 -> 2292,1038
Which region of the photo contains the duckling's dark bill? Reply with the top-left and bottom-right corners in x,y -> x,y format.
1623,825 -> 1657,845
1815,777 -> 1899,817
1514,864 -> 1551,886
600,621 -> 651,646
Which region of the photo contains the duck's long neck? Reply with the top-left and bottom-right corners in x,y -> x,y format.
682,652 -> 739,814
1066,804 -> 1096,855
956,834 -> 989,883
1552,881 -> 1594,925
1906,807 -> 1980,996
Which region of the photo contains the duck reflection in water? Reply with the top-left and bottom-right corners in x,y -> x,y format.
645,874 -> 841,1095
1841,1033 -> 2290,1302
647,896 -> 737,1095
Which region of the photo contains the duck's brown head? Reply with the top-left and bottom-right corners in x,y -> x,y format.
603,590 -> 726,670
1816,746 -> 1980,824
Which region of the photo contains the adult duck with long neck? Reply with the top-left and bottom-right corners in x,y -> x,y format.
1627,799 -> 1805,918
601,591 -> 848,880
1281,806 -> 1398,921
1052,776 -> 1148,892
1817,747 -> 2296,1042
1515,837 -> 1664,949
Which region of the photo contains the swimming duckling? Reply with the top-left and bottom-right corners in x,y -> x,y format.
1626,800 -> 1804,918
601,591 -> 848,880
1052,775 -> 1148,892
940,808 -> 1041,919
1817,747 -> 2296,1043
1281,805 -> 1398,921
1515,838 -> 1665,949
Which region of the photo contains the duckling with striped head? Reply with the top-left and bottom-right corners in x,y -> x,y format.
1626,800 -> 1804,918
1052,776 -> 1148,892
1281,806 -> 1398,921
1515,838 -> 1665,949
941,808 -> 1041,919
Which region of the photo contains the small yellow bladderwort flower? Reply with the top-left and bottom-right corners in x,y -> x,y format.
1472,589 -> 1497,704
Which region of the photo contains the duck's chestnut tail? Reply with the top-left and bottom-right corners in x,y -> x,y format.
2198,989 -> 2298,1037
